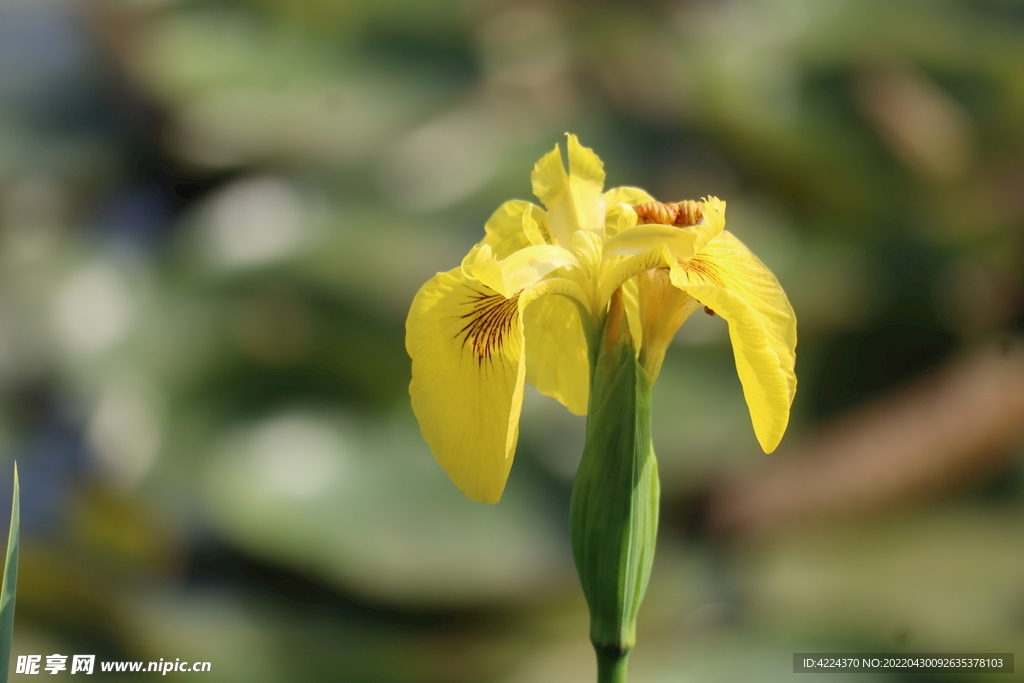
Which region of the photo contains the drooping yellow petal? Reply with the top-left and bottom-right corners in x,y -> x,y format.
636,268 -> 701,382
524,292 -> 590,415
406,268 -> 529,503
668,230 -> 796,452
531,135 -> 607,246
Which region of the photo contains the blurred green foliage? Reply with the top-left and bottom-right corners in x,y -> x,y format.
0,0 -> 1021,680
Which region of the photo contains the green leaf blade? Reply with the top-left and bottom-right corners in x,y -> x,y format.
0,465 -> 20,683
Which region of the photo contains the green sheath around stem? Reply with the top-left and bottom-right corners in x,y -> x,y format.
570,295 -> 659,683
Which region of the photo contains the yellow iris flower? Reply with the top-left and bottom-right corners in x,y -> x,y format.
407,134 -> 796,503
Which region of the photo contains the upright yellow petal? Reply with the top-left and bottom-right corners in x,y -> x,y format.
571,230 -> 603,279
482,200 -> 539,258
604,186 -> 654,207
604,201 -> 638,237
566,134 -> 605,189
531,145 -> 569,212
521,204 -> 548,246
407,268 -> 529,503
524,293 -> 590,415
531,135 -> 607,245
668,231 -> 797,452
462,203 -> 553,290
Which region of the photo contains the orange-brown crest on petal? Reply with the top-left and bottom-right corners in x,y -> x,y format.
634,200 -> 703,227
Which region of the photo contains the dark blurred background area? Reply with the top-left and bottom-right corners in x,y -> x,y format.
0,0 -> 1023,681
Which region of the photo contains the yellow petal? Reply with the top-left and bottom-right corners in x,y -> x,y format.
691,196 -> 726,255
482,200 -> 532,258
531,145 -> 568,212
407,267 -> 529,503
599,243 -> 674,307
530,135 -> 607,245
603,186 -> 651,237
604,202 -> 638,237
603,224 -> 699,261
521,204 -> 548,246
524,293 -> 590,415
566,133 -> 605,188
604,186 -> 654,206
482,200 -> 547,258
669,231 -> 797,452
472,243 -> 580,297
636,268 -> 701,382
502,245 -> 581,295
571,229 -> 603,277
622,275 -> 643,353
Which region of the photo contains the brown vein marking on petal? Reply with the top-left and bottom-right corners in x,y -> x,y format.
679,254 -> 725,288
458,290 -> 521,363
634,200 -> 703,227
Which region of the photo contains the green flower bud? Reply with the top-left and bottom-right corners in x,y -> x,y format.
570,295 -> 659,683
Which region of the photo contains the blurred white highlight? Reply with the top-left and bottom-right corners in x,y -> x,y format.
206,177 -> 304,267
54,263 -> 133,355
249,414 -> 345,499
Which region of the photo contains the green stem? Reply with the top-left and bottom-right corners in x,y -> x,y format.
570,292 -> 659,683
596,648 -> 630,683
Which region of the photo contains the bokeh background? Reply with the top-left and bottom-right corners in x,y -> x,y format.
1,0 -> 1023,680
